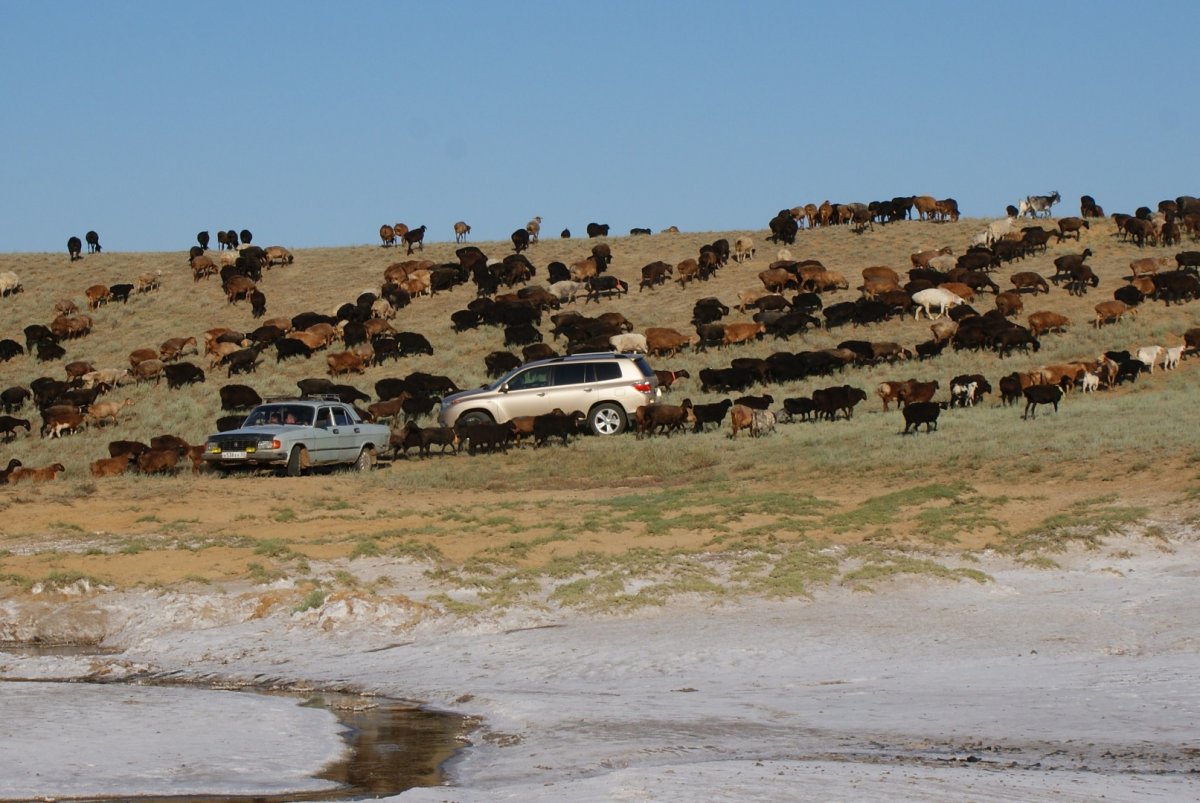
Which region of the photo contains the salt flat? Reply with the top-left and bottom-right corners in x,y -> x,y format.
2,530 -> 1197,801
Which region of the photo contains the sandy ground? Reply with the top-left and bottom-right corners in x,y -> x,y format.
2,525 -> 1198,801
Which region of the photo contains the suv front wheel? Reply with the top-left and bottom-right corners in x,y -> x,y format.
588,403 -> 627,436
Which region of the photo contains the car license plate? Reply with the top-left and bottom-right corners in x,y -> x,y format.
220,451 -> 247,460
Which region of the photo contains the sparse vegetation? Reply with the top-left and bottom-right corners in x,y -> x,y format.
0,221 -> 1192,608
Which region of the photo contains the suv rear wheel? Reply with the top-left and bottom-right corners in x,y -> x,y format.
457,411 -> 494,427
588,402 -> 627,436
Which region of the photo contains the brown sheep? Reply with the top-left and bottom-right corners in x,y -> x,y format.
190,254 -> 217,282
910,247 -> 952,268
54,298 -> 79,316
64,360 -> 96,380
1129,257 -> 1168,280
1028,311 -> 1069,338
995,291 -> 1024,318
327,351 -> 366,376
758,267 -> 795,293
265,246 -> 293,266
90,454 -> 133,478
805,270 -> 850,293
40,405 -> 85,438
380,224 -> 396,246
525,216 -> 542,243
132,358 -> 165,384
224,275 -> 256,303
159,336 -> 198,362
1010,271 -> 1050,294
136,272 -> 161,293
50,314 -> 93,340
207,342 -> 243,368
86,398 -> 134,427
9,462 -> 66,483
674,258 -> 700,287
635,400 -> 696,438
85,284 -> 111,309
383,260 -> 435,284
929,320 -> 958,345
939,282 -> 975,301
722,323 -> 766,346
1094,300 -> 1136,328
129,347 -> 159,368
644,327 -> 696,357
569,257 -> 600,282
454,221 -> 472,243
138,448 -> 182,475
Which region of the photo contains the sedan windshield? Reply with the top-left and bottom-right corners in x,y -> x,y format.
244,405 -> 315,427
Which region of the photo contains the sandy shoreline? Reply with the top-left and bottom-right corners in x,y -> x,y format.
2,530 -> 1198,801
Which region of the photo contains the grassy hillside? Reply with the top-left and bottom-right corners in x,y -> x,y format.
0,218 -> 1197,604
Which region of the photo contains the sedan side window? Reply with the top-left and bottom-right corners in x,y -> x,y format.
315,407 -> 334,428
332,407 -> 353,427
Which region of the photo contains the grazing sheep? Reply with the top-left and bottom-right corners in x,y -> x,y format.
526,216 -> 542,243
86,230 -> 102,253
454,221 -> 471,243
67,236 -> 83,261
734,237 -> 755,263
404,225 -> 427,254
9,462 -> 66,483
0,271 -> 22,297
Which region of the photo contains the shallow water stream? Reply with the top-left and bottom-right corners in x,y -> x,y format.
0,651 -> 468,802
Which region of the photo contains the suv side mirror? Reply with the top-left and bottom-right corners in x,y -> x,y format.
499,383 -> 510,393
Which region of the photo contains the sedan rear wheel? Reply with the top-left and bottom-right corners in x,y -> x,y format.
353,446 -> 376,472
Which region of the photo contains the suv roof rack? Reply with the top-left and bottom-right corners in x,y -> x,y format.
540,351 -> 640,364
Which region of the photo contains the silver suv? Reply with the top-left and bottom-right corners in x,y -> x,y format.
438,352 -> 660,435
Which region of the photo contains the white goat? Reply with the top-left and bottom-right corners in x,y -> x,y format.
1136,345 -> 1164,373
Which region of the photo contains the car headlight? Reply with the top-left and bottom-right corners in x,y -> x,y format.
258,439 -> 280,450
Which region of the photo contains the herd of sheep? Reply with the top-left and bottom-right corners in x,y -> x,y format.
1,191 -> 1200,482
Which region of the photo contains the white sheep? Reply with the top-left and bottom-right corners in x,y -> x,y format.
609,333 -> 647,353
0,271 -> 22,297
547,280 -> 584,303
1080,371 -> 1100,393
1163,345 -> 1184,371
912,287 -> 965,320
734,237 -> 755,263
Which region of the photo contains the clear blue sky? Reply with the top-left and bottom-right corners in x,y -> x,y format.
2,1 -> 1196,253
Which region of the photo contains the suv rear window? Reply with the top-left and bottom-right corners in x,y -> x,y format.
633,357 -> 655,378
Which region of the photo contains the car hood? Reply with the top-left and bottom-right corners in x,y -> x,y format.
441,386 -> 495,406
208,425 -> 298,440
